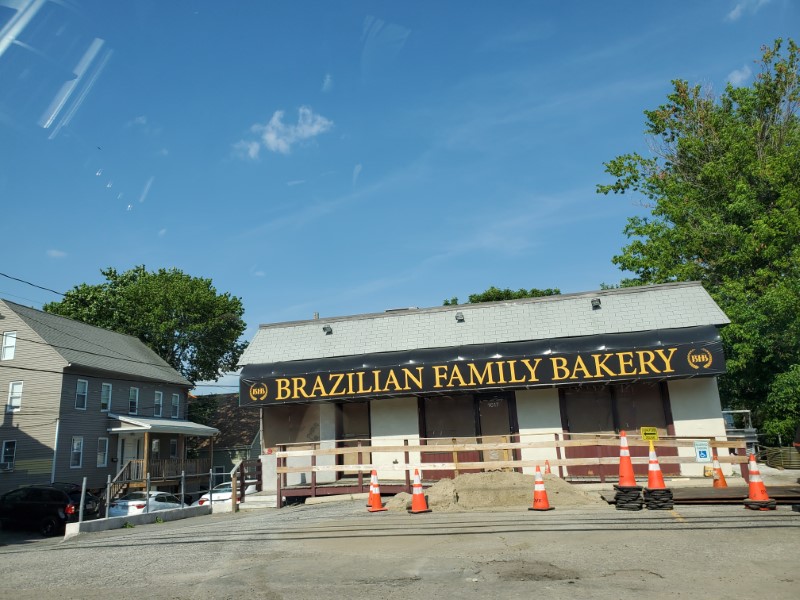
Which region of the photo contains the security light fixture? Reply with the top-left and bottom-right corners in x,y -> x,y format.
455,311 -> 465,322
591,298 -> 601,310
322,325 -> 333,335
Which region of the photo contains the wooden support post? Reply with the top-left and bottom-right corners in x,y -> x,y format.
276,453 -> 283,509
231,471 -> 238,513
404,439 -> 411,493
357,441 -> 364,492
311,452 -> 317,497
555,433 -> 565,479
452,438 -> 459,477
143,432 -> 150,481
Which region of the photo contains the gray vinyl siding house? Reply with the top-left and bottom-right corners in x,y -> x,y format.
0,299 -> 216,495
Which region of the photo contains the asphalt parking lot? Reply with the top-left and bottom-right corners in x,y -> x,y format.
1,500 -> 798,599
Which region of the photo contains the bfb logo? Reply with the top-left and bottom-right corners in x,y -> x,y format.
249,383 -> 268,401
687,348 -> 713,369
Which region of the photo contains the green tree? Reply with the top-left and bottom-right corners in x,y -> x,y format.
44,266 -> 248,384
444,286 -> 560,305
598,39 -> 800,444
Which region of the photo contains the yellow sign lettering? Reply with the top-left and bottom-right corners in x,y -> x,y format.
551,357 -> 570,380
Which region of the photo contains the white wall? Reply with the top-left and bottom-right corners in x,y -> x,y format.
668,377 -> 732,477
370,396 -> 420,482
316,403 -> 337,484
516,388 -> 563,475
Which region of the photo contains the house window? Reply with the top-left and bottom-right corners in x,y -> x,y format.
129,388 -> 139,415
100,383 -> 112,412
97,437 -> 108,467
6,381 -> 22,413
169,439 -> 178,459
75,380 -> 88,410
1,440 -> 16,469
70,436 -> 83,468
1,331 -> 16,360
154,391 -> 163,417
151,439 -> 160,459
171,394 -> 180,419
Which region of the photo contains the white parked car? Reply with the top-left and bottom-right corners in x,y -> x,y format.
192,481 -> 258,506
109,491 -> 182,517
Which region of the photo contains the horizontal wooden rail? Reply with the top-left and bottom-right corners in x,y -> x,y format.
276,454 -> 748,474
276,438 -> 747,459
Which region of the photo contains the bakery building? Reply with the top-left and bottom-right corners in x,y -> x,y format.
239,282 -> 731,486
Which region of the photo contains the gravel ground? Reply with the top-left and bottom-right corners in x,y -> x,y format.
1,498 -> 799,599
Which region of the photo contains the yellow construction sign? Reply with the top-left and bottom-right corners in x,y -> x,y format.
640,426 -> 659,441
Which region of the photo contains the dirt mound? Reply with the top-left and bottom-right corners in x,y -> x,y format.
385,471 -> 604,512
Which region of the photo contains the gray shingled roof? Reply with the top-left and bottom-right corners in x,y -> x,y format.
240,282 -> 730,365
3,300 -> 190,386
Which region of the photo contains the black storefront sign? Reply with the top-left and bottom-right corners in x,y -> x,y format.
240,326 -> 725,406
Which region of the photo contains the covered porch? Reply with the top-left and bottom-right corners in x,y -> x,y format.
107,414 -> 219,495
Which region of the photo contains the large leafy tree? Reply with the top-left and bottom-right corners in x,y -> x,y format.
44,266 -> 248,384
598,39 -> 800,444
444,286 -> 560,306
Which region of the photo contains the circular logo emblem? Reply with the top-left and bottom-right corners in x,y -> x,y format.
687,348 -> 713,370
249,383 -> 268,402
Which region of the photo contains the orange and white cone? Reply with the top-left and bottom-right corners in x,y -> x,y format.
408,469 -> 431,514
367,470 -> 378,508
744,454 -> 775,511
528,465 -> 554,511
544,460 -> 552,475
617,430 -> 637,488
367,470 -> 387,513
712,451 -> 728,488
646,441 -> 666,490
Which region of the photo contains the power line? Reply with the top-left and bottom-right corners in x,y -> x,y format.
0,272 -> 65,296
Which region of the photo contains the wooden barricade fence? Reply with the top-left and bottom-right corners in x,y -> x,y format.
273,434 -> 749,507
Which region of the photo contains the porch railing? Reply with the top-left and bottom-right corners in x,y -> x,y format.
113,458 -> 212,488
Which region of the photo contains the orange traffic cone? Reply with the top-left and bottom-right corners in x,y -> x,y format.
365,470 -> 379,506
712,451 -> 728,488
367,470 -> 387,513
744,454 -> 776,511
617,430 -> 637,487
528,466 -> 554,511
646,441 -> 666,490
408,469 -> 431,514
544,460 -> 552,475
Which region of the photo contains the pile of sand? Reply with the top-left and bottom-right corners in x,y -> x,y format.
385,471 -> 604,512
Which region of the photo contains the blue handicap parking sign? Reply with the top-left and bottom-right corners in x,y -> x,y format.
693,440 -> 712,463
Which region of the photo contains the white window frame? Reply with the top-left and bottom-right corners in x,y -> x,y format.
151,439 -> 161,459
154,391 -> 163,417
70,436 -> 83,468
97,437 -> 109,467
75,379 -> 88,410
100,383 -> 112,412
1,440 -> 16,469
6,381 -> 22,413
129,387 -> 139,415
169,439 -> 178,459
1,331 -> 16,360
171,393 -> 180,419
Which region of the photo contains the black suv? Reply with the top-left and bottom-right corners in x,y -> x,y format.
0,484 -> 102,536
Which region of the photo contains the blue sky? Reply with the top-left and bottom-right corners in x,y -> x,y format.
0,0 -> 796,392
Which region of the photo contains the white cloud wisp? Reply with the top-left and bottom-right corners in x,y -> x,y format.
237,107 -> 333,159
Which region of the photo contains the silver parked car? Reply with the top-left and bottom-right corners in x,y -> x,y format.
108,491 -> 182,517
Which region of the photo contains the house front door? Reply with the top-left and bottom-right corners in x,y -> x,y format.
120,435 -> 141,462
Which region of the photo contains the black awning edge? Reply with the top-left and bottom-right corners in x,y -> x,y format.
240,326 -> 725,405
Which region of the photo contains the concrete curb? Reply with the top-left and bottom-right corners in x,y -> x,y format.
64,505 -> 212,540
